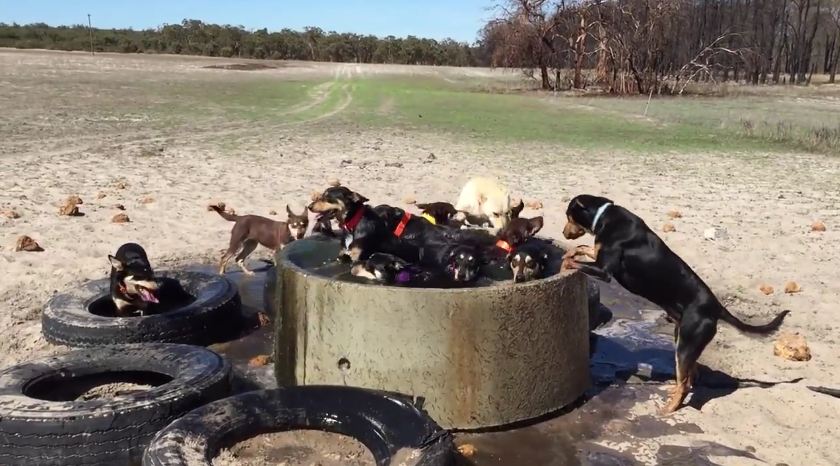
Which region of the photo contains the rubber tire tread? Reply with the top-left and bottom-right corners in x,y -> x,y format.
0,344 -> 232,465
42,270 -> 242,347
143,386 -> 454,466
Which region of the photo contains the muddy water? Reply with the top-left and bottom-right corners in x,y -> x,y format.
188,262 -> 756,466
285,236 -> 568,288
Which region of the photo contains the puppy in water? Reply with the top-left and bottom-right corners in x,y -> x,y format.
509,240 -> 551,283
109,243 -> 160,316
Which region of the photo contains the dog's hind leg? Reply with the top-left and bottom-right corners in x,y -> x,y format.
235,240 -> 259,276
219,249 -> 236,275
662,316 -> 716,414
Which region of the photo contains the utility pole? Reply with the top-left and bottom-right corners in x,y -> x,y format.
87,14 -> 94,55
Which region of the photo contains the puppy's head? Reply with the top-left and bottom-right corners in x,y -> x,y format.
308,187 -> 369,221
351,253 -> 408,283
497,216 -> 544,249
447,245 -> 480,283
509,248 -> 549,283
285,205 -> 309,240
564,194 -> 613,239
108,255 -> 159,304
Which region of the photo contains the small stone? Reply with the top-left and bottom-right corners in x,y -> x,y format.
759,284 -> 774,295
328,178 -> 341,187
423,153 -> 436,163
811,220 -> 826,232
773,332 -> 811,361
385,162 -> 403,168
15,235 -> 43,252
96,192 -> 107,199
526,200 -> 543,210
340,159 -> 352,166
65,195 -> 83,205
111,213 -> 130,223
457,444 -> 477,457
269,210 -> 277,216
403,196 -> 416,205
667,209 -> 683,219
58,201 -> 82,217
784,281 -> 802,294
113,204 -> 125,210
662,223 -> 676,233
114,181 -> 127,190
140,196 -> 155,204
248,354 -> 271,367
0,209 -> 20,219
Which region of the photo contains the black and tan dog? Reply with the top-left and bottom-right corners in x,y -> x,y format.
108,243 -> 160,316
211,205 -> 308,275
374,204 -> 480,282
508,238 -> 551,283
415,202 -> 458,226
308,187 -> 397,263
562,194 -> 790,414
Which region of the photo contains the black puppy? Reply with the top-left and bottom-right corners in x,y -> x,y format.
451,215 -> 544,266
562,194 -> 790,414
108,243 -> 160,316
374,204 -> 479,282
415,202 -> 458,225
509,239 -> 551,283
308,187 -> 395,263
351,253 -> 433,285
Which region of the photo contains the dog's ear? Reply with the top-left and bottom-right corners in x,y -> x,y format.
286,205 -> 293,216
351,192 -> 369,204
527,217 -> 544,236
510,199 -> 525,218
108,255 -> 124,271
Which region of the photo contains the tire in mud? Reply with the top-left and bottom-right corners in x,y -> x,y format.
0,344 -> 232,465
42,270 -> 242,347
143,386 -> 455,466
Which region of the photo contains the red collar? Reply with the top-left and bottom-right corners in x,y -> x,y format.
393,212 -> 412,237
341,208 -> 365,232
495,239 -> 513,253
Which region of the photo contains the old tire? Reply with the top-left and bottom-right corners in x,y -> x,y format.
0,344 -> 231,465
143,386 -> 455,466
42,270 -> 242,347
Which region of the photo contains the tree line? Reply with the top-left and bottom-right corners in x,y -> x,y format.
0,20 -> 486,67
482,0 -> 840,94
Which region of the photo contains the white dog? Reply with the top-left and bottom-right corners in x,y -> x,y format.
454,177 -> 522,232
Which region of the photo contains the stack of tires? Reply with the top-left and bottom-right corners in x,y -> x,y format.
0,270 -> 454,465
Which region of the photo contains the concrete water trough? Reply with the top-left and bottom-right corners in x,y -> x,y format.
271,237 -> 590,429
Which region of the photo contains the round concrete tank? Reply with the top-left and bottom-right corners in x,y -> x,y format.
271,238 -> 590,429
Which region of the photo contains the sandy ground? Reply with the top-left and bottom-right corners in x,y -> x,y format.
1,49 -> 839,465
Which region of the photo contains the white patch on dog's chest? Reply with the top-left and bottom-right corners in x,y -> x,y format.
343,234 -> 353,249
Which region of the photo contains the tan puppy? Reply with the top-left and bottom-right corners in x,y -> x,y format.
454,177 -> 520,232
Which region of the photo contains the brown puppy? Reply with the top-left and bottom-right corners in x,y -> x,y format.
211,205 -> 308,275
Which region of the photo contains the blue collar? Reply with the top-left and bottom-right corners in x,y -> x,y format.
591,203 -> 612,231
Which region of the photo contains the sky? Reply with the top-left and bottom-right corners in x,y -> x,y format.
0,0 -> 496,43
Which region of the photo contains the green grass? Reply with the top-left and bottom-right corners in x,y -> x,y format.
339,76 -> 795,153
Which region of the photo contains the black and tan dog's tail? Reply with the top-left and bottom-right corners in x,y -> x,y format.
208,205 -> 238,222
720,308 -> 790,334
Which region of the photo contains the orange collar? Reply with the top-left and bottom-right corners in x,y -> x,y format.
394,212 -> 412,237
341,208 -> 365,232
496,239 -> 513,253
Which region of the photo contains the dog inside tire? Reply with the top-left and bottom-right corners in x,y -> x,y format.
42,270 -> 243,347
0,344 -> 231,465
143,386 -> 455,466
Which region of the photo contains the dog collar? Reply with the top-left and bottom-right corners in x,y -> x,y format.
420,212 -> 436,225
496,239 -> 513,253
341,208 -> 365,232
592,203 -> 612,231
393,212 -> 412,237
